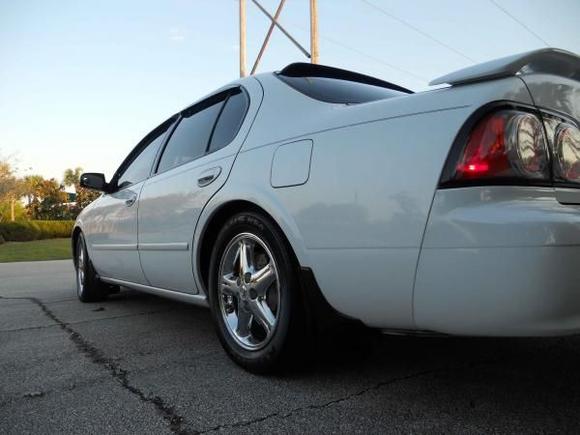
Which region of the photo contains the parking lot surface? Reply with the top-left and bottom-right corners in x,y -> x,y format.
2,260 -> 580,434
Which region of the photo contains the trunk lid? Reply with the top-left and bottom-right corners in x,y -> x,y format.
521,64 -> 580,204
522,74 -> 580,123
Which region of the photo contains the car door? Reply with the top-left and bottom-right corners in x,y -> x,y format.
85,118 -> 175,283
138,83 -> 259,293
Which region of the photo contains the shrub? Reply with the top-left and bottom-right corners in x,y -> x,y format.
0,222 -> 40,241
0,220 -> 74,241
32,220 -> 74,239
0,233 -> 5,245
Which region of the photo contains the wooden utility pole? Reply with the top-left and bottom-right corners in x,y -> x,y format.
310,0 -> 319,64
240,0 -> 318,76
251,0 -> 286,75
251,0 -> 310,58
239,0 -> 247,77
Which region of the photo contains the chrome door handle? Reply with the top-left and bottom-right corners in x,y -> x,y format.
197,167 -> 222,187
125,195 -> 137,207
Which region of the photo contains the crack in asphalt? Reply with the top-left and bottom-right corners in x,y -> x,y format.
198,359 -> 497,433
0,373 -> 128,408
0,297 -> 78,306
0,296 -> 194,435
0,308 -> 178,333
1,294 -> 502,434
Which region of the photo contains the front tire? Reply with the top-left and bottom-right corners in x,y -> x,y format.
75,233 -> 110,302
208,212 -> 308,373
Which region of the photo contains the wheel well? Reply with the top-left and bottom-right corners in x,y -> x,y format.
198,200 -> 287,293
71,227 -> 82,265
197,200 -> 351,333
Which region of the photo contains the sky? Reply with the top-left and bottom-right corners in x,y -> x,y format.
1,0 -> 579,181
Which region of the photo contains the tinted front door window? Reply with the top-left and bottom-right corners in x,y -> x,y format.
117,120 -> 174,189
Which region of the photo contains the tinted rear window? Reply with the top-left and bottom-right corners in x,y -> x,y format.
277,75 -> 406,104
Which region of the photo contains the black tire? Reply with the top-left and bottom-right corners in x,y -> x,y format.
208,212 -> 310,373
75,233 -> 110,302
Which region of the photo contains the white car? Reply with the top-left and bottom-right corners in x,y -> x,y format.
74,48 -> 580,372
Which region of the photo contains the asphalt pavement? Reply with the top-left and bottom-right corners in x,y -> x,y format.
1,260 -> 580,434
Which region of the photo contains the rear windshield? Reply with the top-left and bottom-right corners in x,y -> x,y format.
277,75 -> 407,104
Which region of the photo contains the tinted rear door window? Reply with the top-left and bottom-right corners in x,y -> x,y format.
157,100 -> 224,173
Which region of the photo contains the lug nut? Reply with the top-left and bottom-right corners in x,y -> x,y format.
223,295 -> 235,313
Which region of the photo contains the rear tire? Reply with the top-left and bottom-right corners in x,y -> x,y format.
75,233 -> 110,302
208,212 -> 309,373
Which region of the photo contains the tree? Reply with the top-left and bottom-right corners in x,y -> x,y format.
20,174 -> 70,220
63,167 -> 101,216
0,157 -> 24,222
0,159 -> 17,199
21,174 -> 44,220
0,200 -> 25,222
63,167 -> 82,188
33,178 -> 68,220
21,174 -> 44,205
0,160 -> 101,221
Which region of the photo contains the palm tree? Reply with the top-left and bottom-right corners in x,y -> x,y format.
62,167 -> 100,215
21,174 -> 44,205
63,167 -> 83,188
0,159 -> 23,222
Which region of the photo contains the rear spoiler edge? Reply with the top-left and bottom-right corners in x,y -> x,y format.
430,48 -> 580,87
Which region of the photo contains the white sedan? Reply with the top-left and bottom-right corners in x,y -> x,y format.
74,48 -> 580,372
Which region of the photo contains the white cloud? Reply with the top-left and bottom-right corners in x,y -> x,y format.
168,27 -> 186,42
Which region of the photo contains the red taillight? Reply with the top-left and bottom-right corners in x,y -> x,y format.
455,113 -> 510,179
442,110 -> 550,185
463,162 -> 490,174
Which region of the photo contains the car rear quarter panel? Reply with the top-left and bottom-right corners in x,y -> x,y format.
414,73 -> 580,336
200,74 -> 535,329
415,186 -> 580,336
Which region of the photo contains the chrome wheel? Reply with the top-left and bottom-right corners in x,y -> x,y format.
76,239 -> 85,296
218,232 -> 280,351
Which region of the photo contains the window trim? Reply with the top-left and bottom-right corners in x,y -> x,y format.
152,85 -> 250,175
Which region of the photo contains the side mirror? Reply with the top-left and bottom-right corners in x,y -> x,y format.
80,173 -> 110,192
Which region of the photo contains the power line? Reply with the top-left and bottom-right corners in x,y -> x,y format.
319,33 -> 430,83
287,22 -> 429,85
359,0 -> 476,63
488,0 -> 549,46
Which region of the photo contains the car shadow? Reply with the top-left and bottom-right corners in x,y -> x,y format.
104,287 -> 580,425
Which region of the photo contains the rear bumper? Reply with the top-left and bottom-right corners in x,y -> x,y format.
415,186 -> 580,336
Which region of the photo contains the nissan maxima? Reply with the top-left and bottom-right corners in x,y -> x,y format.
74,48 -> 580,372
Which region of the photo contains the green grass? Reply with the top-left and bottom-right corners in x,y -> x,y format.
0,238 -> 72,263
